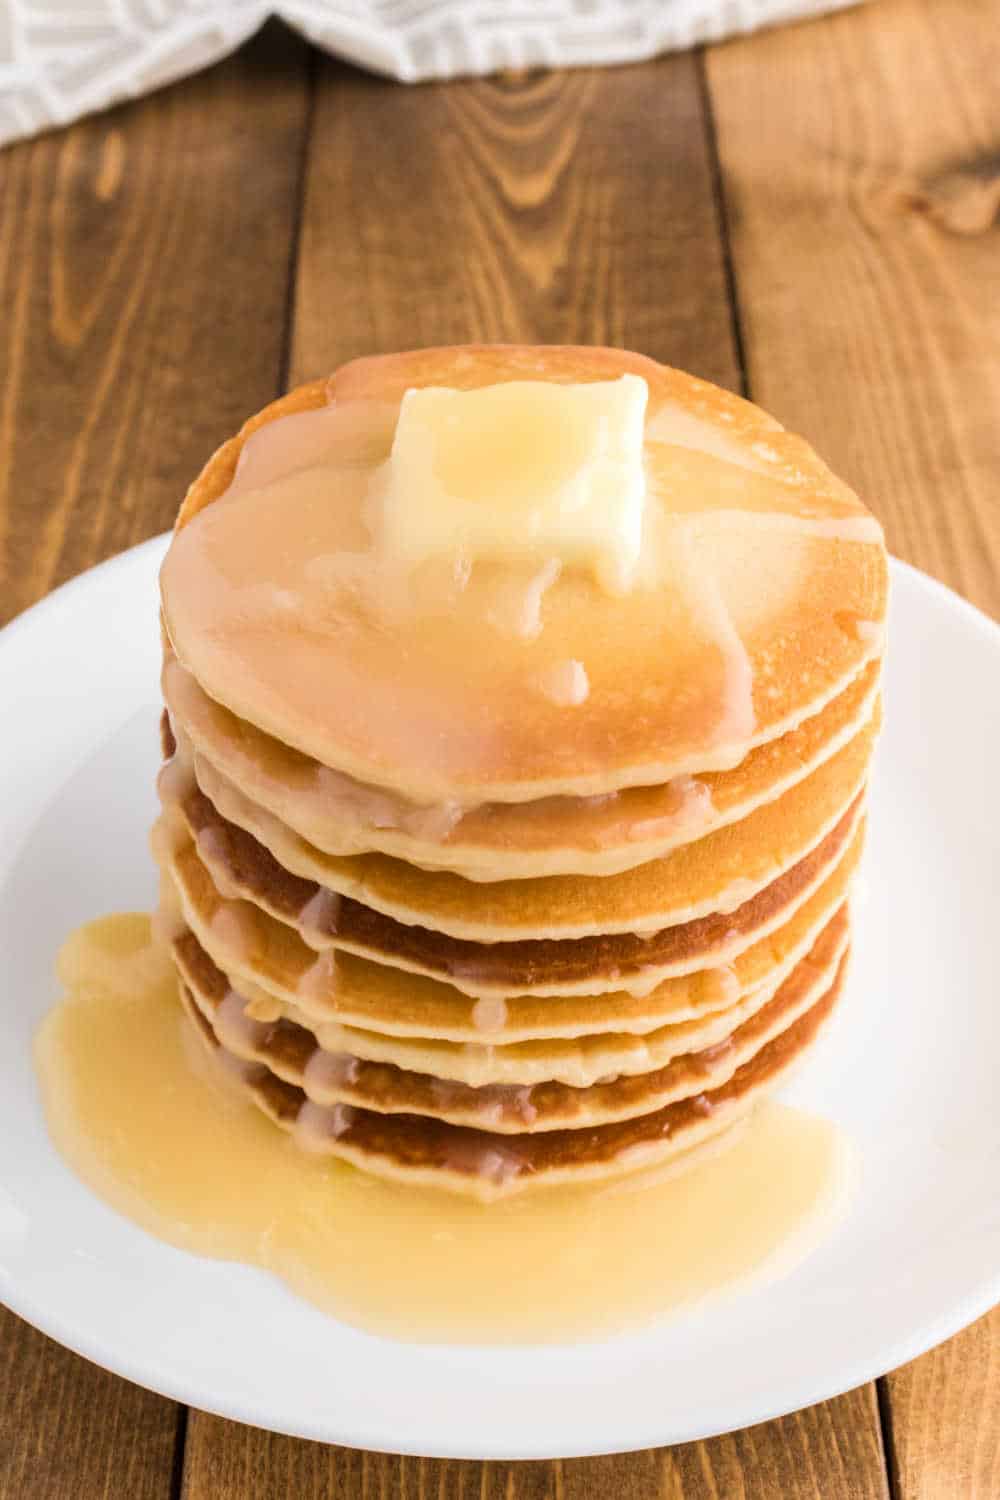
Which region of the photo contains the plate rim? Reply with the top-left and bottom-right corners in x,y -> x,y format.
1,540 -> 998,1459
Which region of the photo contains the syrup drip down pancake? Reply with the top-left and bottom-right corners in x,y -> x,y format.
152,344 -> 886,1197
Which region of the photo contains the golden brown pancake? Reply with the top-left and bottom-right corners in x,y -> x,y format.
162,653 -> 878,879
160,821 -> 862,1045
177,904 -> 847,1110
161,347 -> 887,803
178,953 -> 846,1198
160,794 -> 863,998
164,708 -> 877,941
155,345 -> 883,1192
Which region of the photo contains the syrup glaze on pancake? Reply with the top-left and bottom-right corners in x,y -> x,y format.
159,822 -> 862,1044
172,885 -> 849,1090
161,709 -> 877,941
177,953 -> 847,1198
159,793 -> 863,998
163,858 -> 859,1088
160,347 -> 887,803
161,653 -> 879,879
148,346 -> 883,1199
38,913 -> 851,1340
176,906 -> 848,1120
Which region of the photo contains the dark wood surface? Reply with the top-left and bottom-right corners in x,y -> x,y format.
707,0 -> 1000,619
0,22 -> 311,628
1,2 -> 997,1494
182,1387 -> 890,1500
290,53 -> 739,387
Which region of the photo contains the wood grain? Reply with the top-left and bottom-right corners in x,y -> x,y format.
706,0 -> 1000,618
707,1 -> 1000,1495
179,40 -> 893,1500
881,1310 -> 1000,1499
0,21 -> 311,1499
0,1309 -> 178,1500
290,54 -> 740,389
183,1388 -> 887,1499
1,1 -> 996,1494
0,21 -> 312,627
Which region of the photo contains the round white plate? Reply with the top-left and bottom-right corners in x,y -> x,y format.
1,538 -> 998,1459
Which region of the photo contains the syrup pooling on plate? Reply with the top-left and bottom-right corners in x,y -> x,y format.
36,914 -> 853,1343
34,350 -> 882,1348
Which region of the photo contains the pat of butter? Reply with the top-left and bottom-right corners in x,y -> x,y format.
380,375 -> 649,591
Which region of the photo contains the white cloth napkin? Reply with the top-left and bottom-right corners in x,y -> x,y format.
1,0 -> 860,149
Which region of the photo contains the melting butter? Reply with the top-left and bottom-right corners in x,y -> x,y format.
35,915 -> 852,1345
380,377 -> 649,592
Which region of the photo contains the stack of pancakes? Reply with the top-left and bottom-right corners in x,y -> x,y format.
154,345 -> 887,1199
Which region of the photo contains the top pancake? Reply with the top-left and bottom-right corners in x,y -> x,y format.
160,345 -> 887,804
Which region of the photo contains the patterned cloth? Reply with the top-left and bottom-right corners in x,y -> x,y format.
0,0 -> 861,148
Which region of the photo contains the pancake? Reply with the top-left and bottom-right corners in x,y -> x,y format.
165,707 -> 878,941
153,344 -> 883,1197
161,820 -> 862,1044
177,952 -> 847,1198
159,794 -> 864,998
178,909 -> 847,1128
176,904 -> 848,1094
161,346 -> 887,804
162,652 -> 879,879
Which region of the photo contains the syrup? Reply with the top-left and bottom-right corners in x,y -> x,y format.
35,914 -> 852,1344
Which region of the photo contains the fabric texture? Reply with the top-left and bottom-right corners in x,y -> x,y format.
0,1 -> 860,147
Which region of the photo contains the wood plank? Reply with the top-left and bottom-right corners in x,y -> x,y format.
0,20 -> 312,627
0,1310 -> 178,1500
880,1309 -> 1000,1499
185,47 -> 888,1500
290,54 -> 740,389
184,1387 -> 887,1499
707,0 -> 1000,1493
662,1387 -> 888,1499
706,0 -> 1000,618
0,21 -> 311,1500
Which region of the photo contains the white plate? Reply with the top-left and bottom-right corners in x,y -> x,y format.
1,538 -> 998,1459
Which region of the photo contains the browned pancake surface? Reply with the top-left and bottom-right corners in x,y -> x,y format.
162,348 -> 887,802
179,954 -> 845,1190
176,907 -> 847,1131
169,792 -> 862,992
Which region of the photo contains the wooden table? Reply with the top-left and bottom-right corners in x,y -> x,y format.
1,0 -> 998,1493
